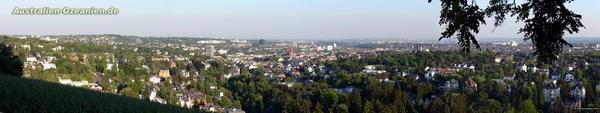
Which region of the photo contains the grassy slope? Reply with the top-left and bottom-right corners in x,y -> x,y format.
0,75 -> 206,113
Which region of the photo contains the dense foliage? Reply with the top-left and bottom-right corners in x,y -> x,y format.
429,0 -> 585,63
0,43 -> 23,77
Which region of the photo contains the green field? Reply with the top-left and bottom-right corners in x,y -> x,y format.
0,75 -> 207,113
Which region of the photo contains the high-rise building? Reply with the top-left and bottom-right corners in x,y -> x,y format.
287,45 -> 296,58
206,45 -> 215,57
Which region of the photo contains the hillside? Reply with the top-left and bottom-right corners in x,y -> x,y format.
0,75 -> 206,113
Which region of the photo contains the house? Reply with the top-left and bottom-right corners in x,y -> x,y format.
107,63 -> 114,70
565,73 -> 575,82
464,78 -> 478,91
453,63 -> 476,71
42,62 -> 56,70
149,76 -> 161,84
376,75 -> 389,82
468,65 -> 475,70
225,108 -> 246,113
568,66 -> 575,71
520,64 -> 527,72
363,69 -> 387,75
26,57 -> 37,62
566,84 -> 586,108
58,77 -> 72,85
169,61 -> 177,68
549,69 -> 560,81
570,84 -> 586,99
52,46 -> 63,52
178,96 -> 192,108
90,84 -> 103,92
71,80 -> 89,87
494,54 -> 513,63
445,79 -> 459,91
149,90 -> 167,104
363,65 -> 387,75
404,73 -> 420,80
365,65 -> 378,70
334,87 -> 356,93
424,69 -> 436,80
543,80 -> 561,103
178,91 -> 206,109
181,70 -> 190,77
58,77 -> 96,88
527,64 -> 538,73
494,58 -> 502,63
159,70 -> 171,78
66,54 -> 80,62
20,44 -> 30,50
504,74 -> 516,81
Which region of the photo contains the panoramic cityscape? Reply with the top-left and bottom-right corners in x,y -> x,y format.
2,35 -> 600,113
1,0 -> 600,113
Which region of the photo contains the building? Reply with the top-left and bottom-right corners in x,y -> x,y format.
464,78 -> 478,91
363,65 -> 386,75
159,70 -> 171,78
169,60 -> 177,68
149,90 -> 167,104
206,45 -> 215,57
565,73 -> 575,82
149,76 -> 161,84
287,45 -> 296,58
566,84 -> 586,108
445,79 -> 459,91
504,74 -> 516,81
66,54 -> 80,62
549,69 -> 561,80
544,80 -> 561,103
424,69 -> 436,80
226,108 -> 246,113
42,62 -> 56,70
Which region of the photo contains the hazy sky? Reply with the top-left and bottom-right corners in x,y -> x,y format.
1,0 -> 598,39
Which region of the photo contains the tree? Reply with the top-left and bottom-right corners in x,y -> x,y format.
259,39 -> 266,45
471,99 -> 503,113
118,87 -> 139,98
320,90 -> 339,113
335,104 -> 349,113
348,91 -> 363,113
0,44 -> 23,77
362,101 -> 374,113
315,101 -> 325,113
430,0 -> 485,52
519,100 -> 538,113
429,0 -> 584,63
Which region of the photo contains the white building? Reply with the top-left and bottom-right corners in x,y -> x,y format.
42,62 -> 56,70
26,57 -> 37,62
149,76 -> 161,84
424,69 -> 436,80
326,45 -> 334,51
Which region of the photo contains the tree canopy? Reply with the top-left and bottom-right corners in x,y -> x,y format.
429,0 -> 584,63
0,43 -> 23,77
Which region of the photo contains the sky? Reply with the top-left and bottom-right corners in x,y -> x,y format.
0,0 -> 598,40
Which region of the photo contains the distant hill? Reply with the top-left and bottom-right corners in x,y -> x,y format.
0,75 -> 207,113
